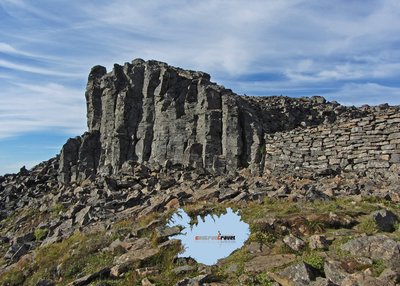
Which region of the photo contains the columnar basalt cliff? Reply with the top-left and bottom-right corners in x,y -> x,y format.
59,59 -> 355,183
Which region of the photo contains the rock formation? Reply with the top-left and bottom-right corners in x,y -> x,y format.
1,59 -> 400,286
59,59 -> 366,183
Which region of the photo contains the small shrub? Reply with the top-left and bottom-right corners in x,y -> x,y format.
0,269 -> 25,286
303,252 -> 324,271
34,228 -> 49,241
253,272 -> 274,285
372,259 -> 386,277
51,203 -> 66,215
357,217 -> 378,235
305,220 -> 325,234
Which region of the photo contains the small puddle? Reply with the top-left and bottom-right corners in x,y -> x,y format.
167,208 -> 250,265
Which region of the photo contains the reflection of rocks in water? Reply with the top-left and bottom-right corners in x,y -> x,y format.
167,208 -> 250,265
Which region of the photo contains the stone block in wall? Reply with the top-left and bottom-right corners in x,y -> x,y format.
375,124 -> 387,130
382,144 -> 396,150
367,160 -> 390,168
293,136 -> 304,143
329,158 -> 341,165
374,141 -> 390,146
336,135 -> 350,141
309,163 -> 328,169
357,120 -> 371,127
390,139 -> 400,144
354,163 -> 367,170
387,118 -> 400,124
351,127 -> 363,132
366,130 -> 385,135
354,157 -> 373,164
358,146 -> 378,151
375,154 -> 390,161
390,154 -> 400,163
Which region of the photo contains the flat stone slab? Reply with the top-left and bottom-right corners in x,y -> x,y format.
244,254 -> 296,273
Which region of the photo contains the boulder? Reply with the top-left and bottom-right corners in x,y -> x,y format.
67,267 -> 110,286
371,209 -> 398,232
155,226 -> 181,239
172,265 -> 197,275
283,234 -> 306,252
340,235 -> 400,267
141,278 -> 155,286
323,259 -> 348,285
244,254 -> 296,273
36,280 -> 55,286
74,206 -> 92,226
274,262 -> 318,286
309,235 -> 330,250
175,274 -> 209,286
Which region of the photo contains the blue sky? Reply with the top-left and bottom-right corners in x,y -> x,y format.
0,0 -> 400,174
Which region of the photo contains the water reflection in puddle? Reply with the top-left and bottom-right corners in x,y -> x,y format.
167,208 -> 250,265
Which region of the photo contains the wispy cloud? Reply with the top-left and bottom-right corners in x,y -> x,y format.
324,83 -> 400,106
0,59 -> 81,77
0,82 -> 86,139
0,0 -> 399,142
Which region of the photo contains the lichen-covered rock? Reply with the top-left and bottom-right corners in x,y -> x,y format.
283,234 -> 306,252
274,262 -> 318,286
340,235 -> 400,267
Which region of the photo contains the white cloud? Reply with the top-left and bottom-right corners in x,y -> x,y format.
324,83 -> 400,106
0,82 -> 86,139
0,0 -> 399,144
0,59 -> 82,77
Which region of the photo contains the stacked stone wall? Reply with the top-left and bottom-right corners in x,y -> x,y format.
264,107 -> 400,181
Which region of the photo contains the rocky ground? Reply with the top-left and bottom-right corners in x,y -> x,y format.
0,158 -> 399,285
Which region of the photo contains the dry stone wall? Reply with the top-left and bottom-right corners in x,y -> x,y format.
264,107 -> 400,182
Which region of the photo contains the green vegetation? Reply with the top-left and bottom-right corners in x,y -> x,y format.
372,259 -> 386,277
303,251 -> 324,271
0,268 -> 25,286
34,228 -> 48,241
251,273 -> 275,286
50,203 -> 66,216
357,217 -> 378,235
1,194 -> 399,286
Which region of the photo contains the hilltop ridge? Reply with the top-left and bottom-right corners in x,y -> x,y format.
0,60 -> 399,286
59,59 -> 394,184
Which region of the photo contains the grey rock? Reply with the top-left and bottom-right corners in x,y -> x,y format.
13,232 -> 35,244
75,206 -> 91,226
155,226 -> 181,239
276,262 -> 318,286
310,278 -> 338,286
67,267 -> 110,286
156,178 -> 176,190
141,278 -> 155,286
175,274 -> 209,286
172,265 -> 196,275
244,254 -> 296,273
324,259 -> 348,285
283,234 -> 306,252
135,266 -> 160,276
36,280 -> 55,286
5,243 -> 31,262
309,235 -> 330,250
371,209 -> 398,232
340,235 -> 400,267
